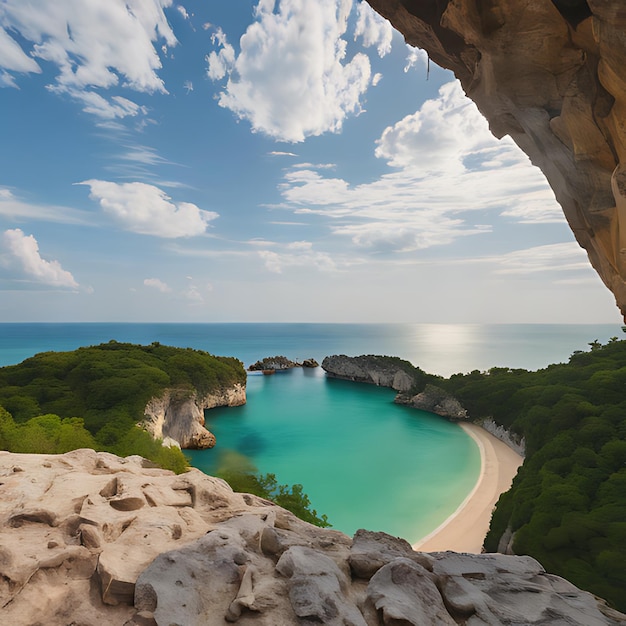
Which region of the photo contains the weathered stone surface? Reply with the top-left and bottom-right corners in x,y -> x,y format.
349,529 -> 433,579
367,558 -> 456,625
1,449 -> 624,625
365,0 -> 626,320
396,383 -> 468,420
142,383 -> 246,449
322,355 -> 417,392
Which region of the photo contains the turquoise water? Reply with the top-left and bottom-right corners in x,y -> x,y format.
187,368 -> 480,542
0,322 -> 621,541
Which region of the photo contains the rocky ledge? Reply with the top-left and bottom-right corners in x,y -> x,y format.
396,384 -> 469,421
142,384 -> 246,449
248,356 -> 319,371
321,355 -> 417,392
1,449 -> 623,626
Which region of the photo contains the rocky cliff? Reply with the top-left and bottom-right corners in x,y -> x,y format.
321,355 -> 419,392
1,449 -> 623,625
142,384 -> 246,449
396,383 -> 469,420
365,0 -> 626,320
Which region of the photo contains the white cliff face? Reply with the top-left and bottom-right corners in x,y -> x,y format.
321,355 -> 417,392
0,449 -> 623,626
143,383 -> 246,449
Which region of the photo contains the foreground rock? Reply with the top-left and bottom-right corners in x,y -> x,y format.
365,0 -> 626,320
1,450 -> 623,625
322,355 -> 418,392
396,384 -> 469,421
142,384 -> 246,449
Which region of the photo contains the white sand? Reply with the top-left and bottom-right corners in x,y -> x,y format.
412,423 -> 523,554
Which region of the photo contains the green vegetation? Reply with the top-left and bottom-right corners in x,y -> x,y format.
440,338 -> 626,611
214,450 -> 330,527
0,340 -> 245,472
0,341 -> 329,527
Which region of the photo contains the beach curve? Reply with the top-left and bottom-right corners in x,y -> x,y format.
412,422 -> 523,554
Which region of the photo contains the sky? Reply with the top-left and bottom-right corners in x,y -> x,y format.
0,0 -> 621,323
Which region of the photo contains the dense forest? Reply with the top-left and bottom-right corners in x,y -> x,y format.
0,341 -> 328,527
438,338 -> 626,611
0,340 -> 245,472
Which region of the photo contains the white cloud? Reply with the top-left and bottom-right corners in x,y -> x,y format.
404,46 -> 428,73
62,91 -> 147,120
353,2 -> 392,57
78,180 -> 218,237
176,5 -> 189,20
493,243 -> 590,275
2,229 -> 79,288
0,187 -> 92,224
375,80 -> 497,173
206,0 -> 372,142
144,277 -> 171,292
0,25 -> 41,74
0,0 -> 176,114
275,81 -> 563,253
258,240 -> 337,273
269,151 -> 298,157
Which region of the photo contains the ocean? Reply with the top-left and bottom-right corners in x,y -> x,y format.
0,322 -> 621,542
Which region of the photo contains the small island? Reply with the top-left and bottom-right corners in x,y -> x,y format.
248,355 -> 319,373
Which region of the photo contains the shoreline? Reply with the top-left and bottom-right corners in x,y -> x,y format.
412,422 -> 523,554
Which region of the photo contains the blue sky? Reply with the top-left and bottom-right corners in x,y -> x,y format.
0,0 -> 620,323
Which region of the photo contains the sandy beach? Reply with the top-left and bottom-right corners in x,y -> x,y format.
412,423 -> 523,554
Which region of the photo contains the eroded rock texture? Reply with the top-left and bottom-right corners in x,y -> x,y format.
322,355 -> 417,392
143,384 -> 246,449
1,449 -> 624,625
365,0 -> 626,319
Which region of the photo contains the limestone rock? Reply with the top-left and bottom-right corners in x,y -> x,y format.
1,450 -> 623,625
364,0 -> 626,320
396,384 -> 468,421
367,558 -> 456,625
142,383 -> 245,449
321,355 -> 417,392
349,529 -> 434,579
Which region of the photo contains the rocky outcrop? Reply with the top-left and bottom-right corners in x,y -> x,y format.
480,417 -> 526,456
142,384 -> 246,449
396,383 -> 469,421
365,0 -> 626,320
248,356 -> 319,371
1,449 -> 623,626
322,355 -> 417,392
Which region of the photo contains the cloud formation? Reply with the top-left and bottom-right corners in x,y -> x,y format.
78,180 -> 218,238
353,2 -> 392,58
258,240 -> 337,273
2,229 -> 79,288
0,0 -> 176,116
0,187 -> 91,225
206,0 -> 373,142
144,277 -> 171,292
276,81 -> 563,253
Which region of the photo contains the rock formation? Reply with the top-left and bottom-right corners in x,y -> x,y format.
1,449 -> 624,625
142,384 -> 246,449
248,356 -> 318,371
396,383 -> 469,420
321,355 -> 418,392
365,0 -> 626,320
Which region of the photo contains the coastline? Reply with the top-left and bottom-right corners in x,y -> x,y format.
412,422 -> 523,554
